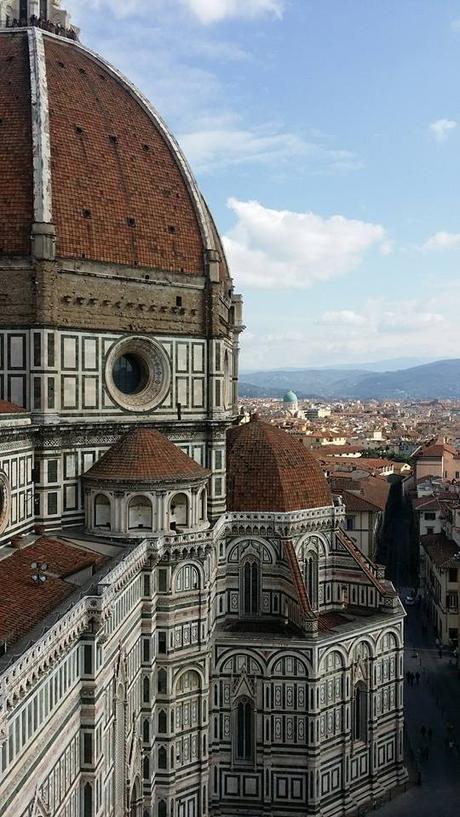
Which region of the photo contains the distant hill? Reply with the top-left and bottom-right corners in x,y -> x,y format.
353,359 -> 460,399
239,359 -> 460,400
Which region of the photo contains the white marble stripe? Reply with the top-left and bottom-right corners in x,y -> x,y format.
28,27 -> 53,224
37,29 -> 216,252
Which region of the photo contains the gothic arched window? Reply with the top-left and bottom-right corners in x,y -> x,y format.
143,719 -> 150,743
143,756 -> 150,780
305,551 -> 319,609
353,682 -> 368,742
158,746 -> 167,769
157,669 -> 167,694
241,559 -> 260,615
83,783 -> 93,817
158,801 -> 167,817
236,697 -> 254,761
158,710 -> 167,733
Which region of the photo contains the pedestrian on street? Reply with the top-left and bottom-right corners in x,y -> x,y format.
415,671 -> 420,685
438,648 -> 442,659
406,670 -> 411,684
421,725 -> 426,739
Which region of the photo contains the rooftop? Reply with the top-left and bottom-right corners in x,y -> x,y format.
420,532 -> 460,568
85,427 -> 210,484
0,537 -> 107,646
227,418 -> 332,513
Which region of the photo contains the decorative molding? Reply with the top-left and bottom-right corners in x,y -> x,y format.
28,28 -> 53,224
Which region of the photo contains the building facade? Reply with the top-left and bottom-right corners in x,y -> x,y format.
0,5 -> 406,817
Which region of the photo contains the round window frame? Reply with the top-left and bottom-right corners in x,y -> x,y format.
0,471 -> 11,536
105,336 -> 171,413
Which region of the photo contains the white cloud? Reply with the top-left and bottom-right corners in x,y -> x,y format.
223,199 -> 386,289
183,0 -> 284,23
422,231 -> 460,251
67,0 -> 284,23
318,310 -> 367,327
180,122 -> 362,174
429,119 -> 457,143
240,298 -> 448,369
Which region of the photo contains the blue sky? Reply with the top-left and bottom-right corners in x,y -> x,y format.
66,0 -> 460,370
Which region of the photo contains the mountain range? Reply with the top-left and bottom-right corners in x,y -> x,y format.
239,358 -> 460,400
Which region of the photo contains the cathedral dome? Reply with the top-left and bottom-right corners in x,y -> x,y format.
226,418 -> 332,513
85,427 -> 209,485
0,25 -> 229,280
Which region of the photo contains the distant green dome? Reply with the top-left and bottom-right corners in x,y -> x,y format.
283,390 -> 298,403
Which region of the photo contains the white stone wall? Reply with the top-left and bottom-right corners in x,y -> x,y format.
0,329 -> 236,423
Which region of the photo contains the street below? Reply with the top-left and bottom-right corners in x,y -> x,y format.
375,598 -> 460,816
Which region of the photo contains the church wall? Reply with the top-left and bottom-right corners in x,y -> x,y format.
0,433 -> 35,543
0,328 -> 236,423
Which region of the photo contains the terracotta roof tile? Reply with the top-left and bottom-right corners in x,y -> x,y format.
420,532 -> 460,568
44,37 -> 204,273
416,444 -> 458,458
0,399 -> 27,414
0,538 -> 107,645
227,419 -> 332,513
0,33 -> 33,256
85,427 -> 209,483
340,489 -> 381,513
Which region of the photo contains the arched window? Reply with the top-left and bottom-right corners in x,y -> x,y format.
223,349 -> 231,409
157,669 -> 167,694
199,489 -> 207,521
353,682 -> 368,742
158,746 -> 167,769
241,559 -> 260,615
176,670 -> 200,694
143,677 -> 150,703
158,801 -> 167,817
143,719 -> 150,743
83,783 -> 93,817
158,710 -> 167,733
128,495 -> 153,531
169,493 -> 189,530
305,552 -> 319,609
143,756 -> 150,780
94,494 -> 111,528
174,563 -> 200,593
236,698 -> 253,761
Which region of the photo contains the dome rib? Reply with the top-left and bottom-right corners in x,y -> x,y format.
85,428 -> 210,483
227,419 -> 332,513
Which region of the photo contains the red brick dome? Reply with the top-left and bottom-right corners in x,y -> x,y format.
85,428 -> 210,484
0,28 -> 229,279
227,419 -> 332,513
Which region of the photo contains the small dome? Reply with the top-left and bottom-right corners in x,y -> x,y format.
85,428 -> 209,484
226,419 -> 332,513
283,390 -> 298,403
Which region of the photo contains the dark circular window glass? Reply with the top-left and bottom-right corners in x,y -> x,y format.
113,354 -> 147,395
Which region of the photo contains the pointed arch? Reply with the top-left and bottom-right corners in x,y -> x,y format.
234,696 -> 254,762
240,557 -> 260,616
